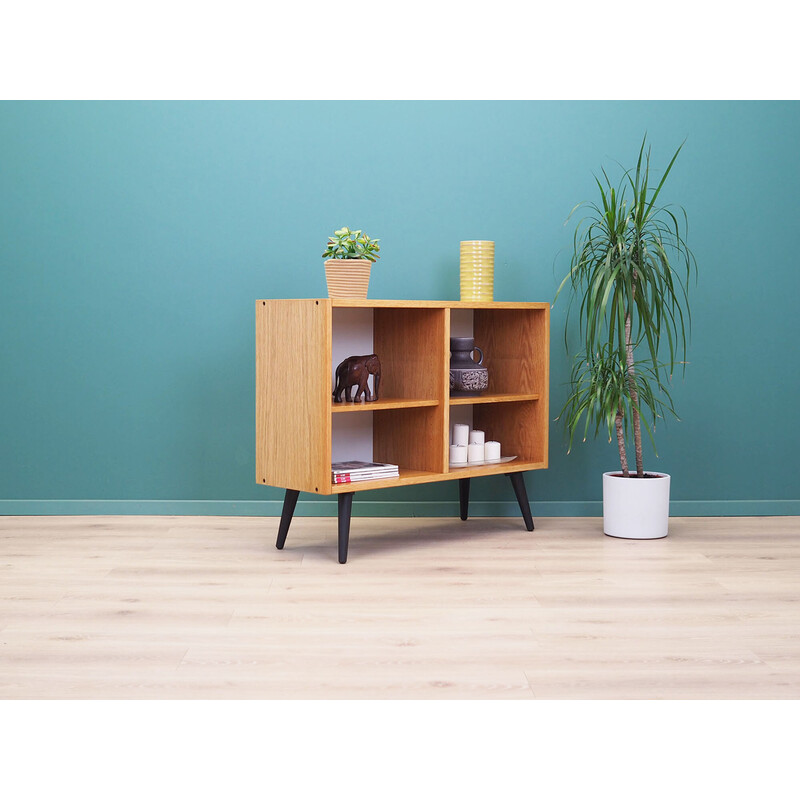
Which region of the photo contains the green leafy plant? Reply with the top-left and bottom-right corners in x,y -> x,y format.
323,227 -> 381,263
555,136 -> 696,477
560,344 -> 677,476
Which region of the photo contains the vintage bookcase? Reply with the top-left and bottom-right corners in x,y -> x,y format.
256,299 -> 549,562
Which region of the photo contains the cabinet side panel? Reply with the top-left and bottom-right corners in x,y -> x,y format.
256,300 -> 331,494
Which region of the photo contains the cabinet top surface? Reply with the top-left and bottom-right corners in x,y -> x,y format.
258,298 -> 550,309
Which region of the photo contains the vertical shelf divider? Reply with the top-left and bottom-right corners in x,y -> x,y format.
442,307 -> 452,474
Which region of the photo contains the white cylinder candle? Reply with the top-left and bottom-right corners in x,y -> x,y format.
450,445 -> 468,464
467,443 -> 484,462
469,429 -> 485,445
452,423 -> 469,446
484,440 -> 501,461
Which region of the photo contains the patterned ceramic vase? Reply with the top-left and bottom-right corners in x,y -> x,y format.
449,337 -> 489,396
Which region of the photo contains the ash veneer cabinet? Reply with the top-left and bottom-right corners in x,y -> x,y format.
256,298 -> 549,562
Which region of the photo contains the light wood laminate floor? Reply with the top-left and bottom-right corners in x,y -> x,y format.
1,515 -> 798,699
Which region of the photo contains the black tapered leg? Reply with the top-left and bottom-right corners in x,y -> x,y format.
338,492 -> 354,564
507,472 -> 534,531
275,489 -> 300,549
458,478 -> 470,521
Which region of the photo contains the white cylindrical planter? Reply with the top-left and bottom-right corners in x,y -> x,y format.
602,471 -> 671,539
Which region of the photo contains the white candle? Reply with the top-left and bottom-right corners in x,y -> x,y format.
467,443 -> 484,462
450,444 -> 468,464
469,429 -> 485,445
484,440 -> 501,461
452,423 -> 469,446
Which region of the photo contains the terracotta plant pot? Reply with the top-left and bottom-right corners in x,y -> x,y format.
324,258 -> 372,299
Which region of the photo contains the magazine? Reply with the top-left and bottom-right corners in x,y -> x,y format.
331,460 -> 399,483
331,460 -> 398,473
333,472 -> 398,484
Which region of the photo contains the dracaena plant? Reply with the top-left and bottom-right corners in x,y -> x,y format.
323,227 -> 381,262
560,344 -> 677,477
555,136 -> 696,477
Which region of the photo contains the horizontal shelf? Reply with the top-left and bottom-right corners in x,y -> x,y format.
331,397 -> 438,413
449,392 -> 540,406
328,460 -> 547,493
330,468 -> 442,493
327,298 -> 549,310
443,459 -> 546,480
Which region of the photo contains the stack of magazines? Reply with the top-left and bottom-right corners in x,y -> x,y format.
331,460 -> 399,484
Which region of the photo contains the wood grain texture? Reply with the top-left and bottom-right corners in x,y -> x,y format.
474,307 -> 548,395
442,459 -> 547,482
331,398 -> 438,413
449,392 -> 540,406
256,300 -> 331,494
1,515 -> 798,699
473,401 -> 545,464
373,307 -> 448,473
373,407 -> 444,473
373,307 -> 446,401
473,306 -> 549,468
330,299 -> 550,309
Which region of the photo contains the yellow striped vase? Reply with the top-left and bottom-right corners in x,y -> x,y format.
460,241 -> 494,302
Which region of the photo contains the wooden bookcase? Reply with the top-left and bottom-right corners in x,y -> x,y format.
256,299 -> 549,561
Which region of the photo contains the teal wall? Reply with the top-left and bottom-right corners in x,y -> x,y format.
2,101 -> 799,516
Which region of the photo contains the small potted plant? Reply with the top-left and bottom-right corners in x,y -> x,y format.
555,136 -> 697,539
323,227 -> 380,299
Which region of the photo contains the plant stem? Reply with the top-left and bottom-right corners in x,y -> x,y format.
615,402 -> 629,477
625,309 -> 644,477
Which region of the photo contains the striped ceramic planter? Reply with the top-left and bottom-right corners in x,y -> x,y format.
324,259 -> 372,299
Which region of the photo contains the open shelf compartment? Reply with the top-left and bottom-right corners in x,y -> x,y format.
331,404 -> 447,492
472,306 -> 549,396
443,304 -> 549,476
331,305 -> 448,409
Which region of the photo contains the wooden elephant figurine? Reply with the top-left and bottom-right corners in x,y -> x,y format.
333,354 -> 381,403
